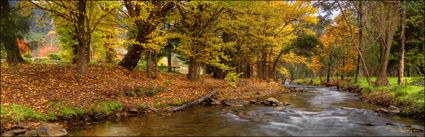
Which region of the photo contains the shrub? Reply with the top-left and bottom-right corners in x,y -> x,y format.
225,72 -> 242,88
47,53 -> 61,60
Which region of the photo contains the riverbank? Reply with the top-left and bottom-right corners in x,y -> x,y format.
292,77 -> 425,120
0,64 -> 284,134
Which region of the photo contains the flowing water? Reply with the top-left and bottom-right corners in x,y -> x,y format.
69,84 -> 424,136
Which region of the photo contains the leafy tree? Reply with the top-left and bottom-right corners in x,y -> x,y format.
0,0 -> 30,67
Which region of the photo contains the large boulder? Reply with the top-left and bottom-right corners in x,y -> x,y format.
265,97 -> 283,106
36,122 -> 67,136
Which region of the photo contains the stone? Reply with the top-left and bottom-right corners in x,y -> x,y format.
36,122 -> 67,136
24,130 -> 38,136
1,131 -> 15,137
266,97 -> 280,104
389,109 -> 400,114
376,108 -> 389,113
223,99 -> 248,107
129,108 -> 138,113
265,97 -> 282,106
209,98 -> 222,105
249,100 -> 257,104
283,102 -> 291,106
15,122 -> 37,129
407,125 -> 424,132
273,106 -> 284,111
389,105 -> 400,111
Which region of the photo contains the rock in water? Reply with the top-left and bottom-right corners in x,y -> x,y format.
15,122 -> 37,129
24,130 -> 38,136
129,108 -> 138,113
1,129 -> 28,136
1,131 -> 15,137
376,108 -> 389,113
265,97 -> 282,106
223,99 -> 248,107
36,122 -> 67,136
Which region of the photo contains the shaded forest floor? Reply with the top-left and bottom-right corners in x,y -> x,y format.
0,64 -> 284,126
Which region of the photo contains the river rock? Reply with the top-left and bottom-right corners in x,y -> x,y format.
405,125 -> 424,132
129,108 -> 138,113
15,122 -> 37,129
388,105 -> 401,114
376,108 -> 389,113
223,99 -> 248,107
1,131 -> 15,137
36,122 -> 67,136
24,130 -> 37,136
209,98 -> 222,105
1,129 -> 27,137
273,106 -> 284,111
249,100 -> 257,104
265,97 -> 282,106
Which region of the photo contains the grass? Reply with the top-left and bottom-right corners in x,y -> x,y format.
0,104 -> 56,122
354,77 -> 424,113
49,101 -> 85,119
0,100 -> 124,122
89,101 -> 123,116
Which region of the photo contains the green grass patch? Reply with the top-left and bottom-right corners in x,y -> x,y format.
0,104 -> 56,122
48,101 -> 85,119
89,101 -> 122,116
352,77 -> 424,113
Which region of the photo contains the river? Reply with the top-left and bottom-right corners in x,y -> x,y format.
69,84 -> 424,136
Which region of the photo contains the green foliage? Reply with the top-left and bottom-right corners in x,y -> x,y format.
47,54 -> 61,60
90,101 -> 122,116
138,103 -> 148,110
48,101 -> 84,118
1,104 -> 56,122
225,72 -> 242,88
288,34 -> 322,57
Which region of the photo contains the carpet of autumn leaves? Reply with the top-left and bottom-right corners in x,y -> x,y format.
1,64 -> 284,115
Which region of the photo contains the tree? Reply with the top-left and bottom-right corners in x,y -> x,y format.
30,0 -> 116,73
172,1 -> 233,80
367,1 -> 400,86
118,1 -> 175,72
398,1 -> 406,85
0,0 -> 29,67
336,1 -> 372,86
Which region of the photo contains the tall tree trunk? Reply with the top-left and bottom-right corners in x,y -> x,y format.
85,37 -> 91,63
1,0 -> 26,67
355,0 -> 363,83
72,35 -> 78,64
167,50 -> 172,72
104,33 -> 114,63
375,2 -> 399,86
327,54 -> 332,83
76,0 -> 87,74
398,1 -> 406,85
146,52 -> 158,79
187,57 -> 200,80
154,52 -> 158,79
5,39 -> 26,67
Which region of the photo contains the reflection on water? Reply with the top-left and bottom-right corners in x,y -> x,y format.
70,84 -> 424,136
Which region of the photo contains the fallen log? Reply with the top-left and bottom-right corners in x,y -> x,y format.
167,90 -> 217,112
